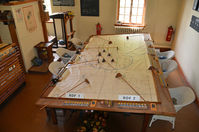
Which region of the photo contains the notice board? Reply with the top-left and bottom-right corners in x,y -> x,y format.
53,0 -> 75,6
80,0 -> 99,16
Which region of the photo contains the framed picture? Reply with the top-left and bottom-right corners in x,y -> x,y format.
193,0 -> 199,11
53,0 -> 75,6
80,0 -> 99,16
23,5 -> 37,33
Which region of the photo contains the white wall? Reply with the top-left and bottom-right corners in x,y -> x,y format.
12,2 -> 44,71
47,0 -> 181,44
173,0 -> 199,97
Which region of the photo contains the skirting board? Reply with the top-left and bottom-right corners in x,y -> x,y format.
174,57 -> 199,107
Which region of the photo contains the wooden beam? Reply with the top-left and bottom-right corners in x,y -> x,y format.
38,0 -> 48,42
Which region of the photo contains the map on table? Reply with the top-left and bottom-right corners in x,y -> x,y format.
48,34 -> 159,102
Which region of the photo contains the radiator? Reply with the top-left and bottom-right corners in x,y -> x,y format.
115,26 -> 144,34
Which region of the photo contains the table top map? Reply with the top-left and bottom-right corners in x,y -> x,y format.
37,34 -> 175,116
48,34 -> 158,102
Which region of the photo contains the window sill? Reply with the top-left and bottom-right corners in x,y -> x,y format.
46,19 -> 53,23
114,24 -> 145,28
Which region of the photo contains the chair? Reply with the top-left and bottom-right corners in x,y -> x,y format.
48,61 -> 65,76
157,50 -> 175,62
71,38 -> 84,50
149,86 -> 195,129
160,60 -> 178,79
56,48 -> 76,64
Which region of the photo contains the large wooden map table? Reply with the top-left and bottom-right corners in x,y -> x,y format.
36,34 -> 175,132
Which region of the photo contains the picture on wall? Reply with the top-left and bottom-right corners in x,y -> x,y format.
53,0 -> 75,6
80,0 -> 99,16
193,0 -> 199,11
22,5 -> 37,33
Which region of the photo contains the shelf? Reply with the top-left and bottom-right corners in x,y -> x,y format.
0,19 -> 14,22
2,0 -> 37,6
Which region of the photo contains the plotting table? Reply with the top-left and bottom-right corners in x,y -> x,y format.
36,34 -> 176,132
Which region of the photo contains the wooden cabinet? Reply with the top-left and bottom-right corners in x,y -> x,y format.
0,43 -> 25,104
34,42 -> 54,63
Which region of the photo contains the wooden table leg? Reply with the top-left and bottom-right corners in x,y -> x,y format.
142,114 -> 150,132
50,108 -> 57,124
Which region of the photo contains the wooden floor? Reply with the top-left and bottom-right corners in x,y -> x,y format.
0,69 -> 199,132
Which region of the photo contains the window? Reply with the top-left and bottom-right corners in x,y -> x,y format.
43,0 -> 52,15
117,0 -> 146,26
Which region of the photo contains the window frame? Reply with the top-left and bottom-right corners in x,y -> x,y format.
116,0 -> 146,27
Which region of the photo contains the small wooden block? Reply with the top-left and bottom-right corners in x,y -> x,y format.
115,73 -> 122,78
126,36 -> 129,40
148,66 -> 155,70
109,41 -> 112,44
148,45 -> 153,48
85,78 -> 90,84
90,100 -> 97,107
150,103 -> 157,111
98,52 -> 101,56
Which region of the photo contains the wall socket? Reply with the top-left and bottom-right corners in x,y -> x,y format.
190,15 -> 199,32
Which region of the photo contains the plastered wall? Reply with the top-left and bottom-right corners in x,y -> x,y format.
173,0 -> 199,97
11,2 -> 44,71
0,1 -> 44,71
47,0 -> 181,45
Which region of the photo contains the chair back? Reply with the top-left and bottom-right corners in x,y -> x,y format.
169,86 -> 195,112
161,60 -> 178,78
158,50 -> 175,62
48,61 -> 64,76
56,48 -> 71,57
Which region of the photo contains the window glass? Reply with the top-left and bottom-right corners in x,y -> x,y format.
117,0 -> 145,25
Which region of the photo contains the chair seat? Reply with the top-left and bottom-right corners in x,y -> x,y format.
71,38 -> 84,49
56,48 -> 76,64
157,50 -> 175,62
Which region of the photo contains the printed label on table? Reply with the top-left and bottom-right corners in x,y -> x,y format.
118,95 -> 140,101
65,93 -> 84,99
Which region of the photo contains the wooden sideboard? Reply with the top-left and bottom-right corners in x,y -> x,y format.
0,43 -> 25,104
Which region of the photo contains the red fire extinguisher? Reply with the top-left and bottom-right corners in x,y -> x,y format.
96,23 -> 102,35
166,26 -> 174,41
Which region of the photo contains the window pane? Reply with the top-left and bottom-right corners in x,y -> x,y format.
133,0 -> 139,7
132,8 -> 137,15
137,16 -> 142,24
125,8 -> 130,15
124,15 -> 130,23
120,8 -> 125,14
139,0 -> 145,6
125,0 -> 131,8
138,8 -> 143,15
119,15 -> 125,22
131,16 -> 137,23
120,0 -> 125,7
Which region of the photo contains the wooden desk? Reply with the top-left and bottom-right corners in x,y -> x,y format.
36,34 -> 175,131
